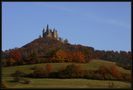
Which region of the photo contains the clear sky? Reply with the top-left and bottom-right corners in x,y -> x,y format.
2,2 -> 131,51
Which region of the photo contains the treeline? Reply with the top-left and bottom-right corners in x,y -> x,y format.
1,38 -> 132,68
11,64 -> 131,82
1,46 -> 132,68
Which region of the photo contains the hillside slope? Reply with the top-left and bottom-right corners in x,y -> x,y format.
2,36 -> 132,68
2,60 -> 131,88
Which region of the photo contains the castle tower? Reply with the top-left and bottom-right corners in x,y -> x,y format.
47,29 -> 52,38
42,28 -> 45,37
46,24 -> 49,31
53,29 -> 58,39
42,24 -> 59,39
55,30 -> 58,39
53,28 -> 57,38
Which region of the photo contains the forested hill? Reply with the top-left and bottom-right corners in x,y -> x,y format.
2,36 -> 132,69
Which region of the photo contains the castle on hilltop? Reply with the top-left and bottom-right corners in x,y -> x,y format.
40,24 -> 68,43
42,24 -> 58,39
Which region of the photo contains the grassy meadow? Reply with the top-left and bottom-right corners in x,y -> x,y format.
2,59 -> 131,88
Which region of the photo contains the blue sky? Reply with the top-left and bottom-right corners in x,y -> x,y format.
2,2 -> 131,51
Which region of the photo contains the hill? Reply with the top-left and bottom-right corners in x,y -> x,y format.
1,25 -> 132,68
2,60 -> 131,88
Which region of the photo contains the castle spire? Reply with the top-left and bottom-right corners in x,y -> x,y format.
43,28 -> 45,33
46,24 -> 49,31
42,28 -> 45,37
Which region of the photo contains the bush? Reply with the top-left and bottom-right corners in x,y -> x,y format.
49,72 -> 59,78
23,64 -> 131,82
116,63 -> 131,70
110,65 -> 122,80
30,66 -> 37,70
58,64 -> 84,78
96,65 -> 127,81
11,70 -> 27,77
1,82 -> 8,88
11,70 -> 28,82
12,76 -> 20,82
20,78 -> 31,84
84,70 -> 93,79
29,67 -> 48,78
121,73 -> 131,82
45,64 -> 53,73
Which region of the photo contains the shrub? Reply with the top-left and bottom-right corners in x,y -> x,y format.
11,70 -> 27,82
110,65 -> 122,80
45,64 -> 53,73
30,66 -> 37,70
49,72 -> 59,78
97,65 -> 124,80
20,78 -> 31,84
58,64 -> 84,78
1,82 -> 8,88
98,65 -> 109,75
30,67 -> 48,78
116,63 -> 131,70
121,73 -> 131,82
12,76 -> 20,82
11,70 -> 27,77
84,70 -> 93,79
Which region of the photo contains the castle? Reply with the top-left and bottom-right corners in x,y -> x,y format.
40,24 -> 68,43
42,24 -> 58,39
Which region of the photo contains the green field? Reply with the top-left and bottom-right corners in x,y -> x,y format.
2,59 -> 131,88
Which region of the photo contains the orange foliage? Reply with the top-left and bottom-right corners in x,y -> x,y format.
9,50 -> 22,61
45,64 -> 53,73
110,65 -> 122,79
72,51 -> 85,63
99,65 -> 122,80
55,50 -> 68,60
54,50 -> 85,63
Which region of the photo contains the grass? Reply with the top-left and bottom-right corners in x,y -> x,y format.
4,79 -> 131,88
2,59 -> 131,88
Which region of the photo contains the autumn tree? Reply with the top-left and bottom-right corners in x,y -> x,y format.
6,58 -> 16,66
59,64 -> 84,78
110,65 -> 122,79
29,52 -> 38,63
9,50 -> 22,61
45,64 -> 53,73
72,51 -> 85,63
54,50 -> 68,62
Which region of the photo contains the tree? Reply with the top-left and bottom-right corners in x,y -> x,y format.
72,51 -> 85,63
110,65 -> 122,79
27,52 -> 38,64
9,50 -> 22,61
59,64 -> 84,78
1,59 -> 7,66
8,49 -> 22,65
32,67 -> 48,78
1,83 -> 7,88
54,50 -> 68,62
7,58 -> 16,66
45,64 -> 53,73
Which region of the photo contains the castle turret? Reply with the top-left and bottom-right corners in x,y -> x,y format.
53,28 -> 57,38
46,24 -> 49,31
42,25 -> 59,39
47,29 -> 52,38
42,28 -> 45,37
56,30 -> 58,39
